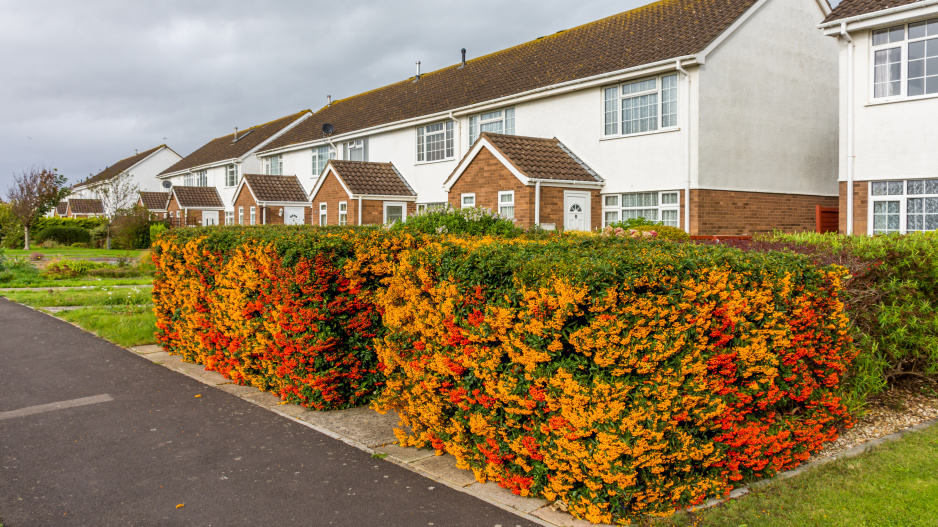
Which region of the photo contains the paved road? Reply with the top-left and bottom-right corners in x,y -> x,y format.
0,299 -> 539,527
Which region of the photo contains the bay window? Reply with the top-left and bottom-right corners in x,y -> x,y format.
872,18 -> 938,100
469,108 -> 515,145
603,74 -> 679,137
417,121 -> 455,162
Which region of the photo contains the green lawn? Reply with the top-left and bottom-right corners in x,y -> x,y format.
0,287 -> 153,307
4,247 -> 146,259
54,305 -> 157,347
651,424 -> 938,527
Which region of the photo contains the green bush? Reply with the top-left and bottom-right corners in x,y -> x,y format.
633,224 -> 690,240
36,226 -> 91,246
89,225 -> 108,248
34,216 -> 108,231
43,259 -> 110,279
111,206 -> 153,250
607,217 -> 661,230
149,224 -> 167,246
391,205 -> 521,237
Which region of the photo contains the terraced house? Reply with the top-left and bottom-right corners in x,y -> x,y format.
255,0 -> 840,234
155,111 -> 311,222
820,0 -> 938,235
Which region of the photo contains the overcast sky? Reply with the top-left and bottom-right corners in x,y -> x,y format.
0,0 -> 842,191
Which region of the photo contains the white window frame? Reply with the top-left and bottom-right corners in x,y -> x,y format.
461,193 -> 476,209
225,165 -> 238,187
225,211 -> 234,225
605,191 -> 680,227
195,170 -> 208,187
319,203 -> 327,226
468,108 -> 515,145
263,155 -> 283,175
870,18 -> 938,103
416,121 -> 455,163
602,74 -> 679,138
338,201 -> 347,226
184,173 -> 194,186
249,206 -> 256,225
346,140 -> 365,162
238,206 -> 244,225
312,145 -> 336,177
868,179 -> 938,235
498,190 -> 515,220
383,202 -> 407,224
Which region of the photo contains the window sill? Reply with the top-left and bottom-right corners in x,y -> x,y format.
415,158 -> 456,166
866,92 -> 938,106
600,127 -> 681,141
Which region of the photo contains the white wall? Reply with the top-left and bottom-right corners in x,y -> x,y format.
698,0 -> 839,196
131,148 -> 183,192
844,29 -> 938,182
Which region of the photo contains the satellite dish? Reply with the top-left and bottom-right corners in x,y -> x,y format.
322,123 -> 335,135
162,181 -> 172,189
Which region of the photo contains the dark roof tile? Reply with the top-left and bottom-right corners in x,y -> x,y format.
77,145 -> 168,188
823,0 -> 925,23
68,199 -> 104,215
139,191 -> 171,211
242,174 -> 309,202
325,161 -> 416,197
471,133 -> 603,183
172,186 -> 224,209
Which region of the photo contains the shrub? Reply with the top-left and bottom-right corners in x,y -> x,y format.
43,259 -> 110,279
36,226 -> 91,246
607,217 -> 661,230
634,224 -> 689,240
373,236 -> 854,523
34,216 -> 108,231
71,242 -> 89,248
86,267 -> 148,278
391,206 -> 522,237
149,224 -> 167,246
89,225 -> 108,248
111,206 -> 153,249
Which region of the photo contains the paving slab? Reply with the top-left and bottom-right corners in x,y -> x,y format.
532,506 -> 610,527
412,454 -> 478,487
130,345 -> 163,355
375,443 -> 436,463
215,383 -> 259,396
468,481 -> 549,513
242,390 -> 284,407
300,406 -> 400,447
274,403 -> 310,418
142,351 -> 173,363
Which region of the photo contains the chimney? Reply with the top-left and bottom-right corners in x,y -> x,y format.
233,127 -> 239,141
415,61 -> 421,80
327,95 -> 332,106
460,48 -> 467,68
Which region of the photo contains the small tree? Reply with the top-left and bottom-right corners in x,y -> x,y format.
87,171 -> 139,250
5,166 -> 68,250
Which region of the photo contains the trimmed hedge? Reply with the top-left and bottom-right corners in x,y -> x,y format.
35,226 -> 91,245
151,226 -> 855,524
35,217 -> 107,231
372,236 -> 854,522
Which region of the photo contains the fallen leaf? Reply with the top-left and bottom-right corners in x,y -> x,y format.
194,395 -> 201,398
176,503 -> 185,509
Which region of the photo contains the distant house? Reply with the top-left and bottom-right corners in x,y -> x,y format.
166,187 -> 225,227
65,199 -> 104,218
820,0 -> 938,235
256,0 -> 839,235
308,161 -> 416,226
54,202 -> 68,217
69,145 -> 182,199
231,174 -> 311,225
138,191 -> 171,219
157,111 -> 312,223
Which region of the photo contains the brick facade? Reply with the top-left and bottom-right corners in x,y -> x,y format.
233,185 -> 258,225
166,194 -> 203,224
690,189 -> 838,236
446,148 -> 601,230
310,172 -> 415,226
838,181 -> 868,235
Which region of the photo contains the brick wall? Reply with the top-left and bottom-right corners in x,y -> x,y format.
446,148 -> 601,230
233,186 -> 258,225
310,172 -> 355,225
690,189 -> 838,236
839,181 -> 868,235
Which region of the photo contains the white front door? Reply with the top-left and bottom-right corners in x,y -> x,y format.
564,191 -> 590,231
284,206 -> 304,225
202,211 -> 219,226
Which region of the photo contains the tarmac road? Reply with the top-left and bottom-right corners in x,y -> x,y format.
0,298 -> 540,527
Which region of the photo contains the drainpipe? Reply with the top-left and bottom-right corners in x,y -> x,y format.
262,206 -> 267,225
676,59 -> 691,234
358,196 -> 363,225
534,180 -> 542,227
841,22 -> 855,235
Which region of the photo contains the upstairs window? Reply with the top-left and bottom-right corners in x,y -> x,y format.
263,155 -> 283,175
226,165 -> 238,187
345,139 -> 367,162
312,145 -> 336,177
185,170 -> 207,187
184,173 -> 194,186
872,19 -> 938,100
417,121 -> 455,162
469,108 -> 515,145
603,75 -> 679,137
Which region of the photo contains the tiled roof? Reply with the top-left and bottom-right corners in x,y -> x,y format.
77,145 -> 168,188
139,191 -> 170,211
55,201 -> 68,216
450,133 -> 603,185
242,174 -> 309,202
68,199 -> 104,215
262,0 -> 759,153
159,110 -> 311,176
326,161 -> 416,197
823,0 -> 924,23
172,186 -> 225,209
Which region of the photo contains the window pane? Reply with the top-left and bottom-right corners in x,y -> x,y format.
604,87 -> 619,135
446,121 -> 454,158
874,48 -> 902,98
888,181 -> 904,195
930,19 -> 938,37
622,93 -> 658,134
927,197 -> 938,213
622,78 -> 656,95
661,75 -> 678,128
911,21 -> 928,40
604,211 -> 619,225
469,116 -> 479,145
480,120 -> 503,135
500,193 -> 513,203
499,206 -> 514,219
889,26 -> 905,43
417,127 -> 425,162
661,192 -> 679,205
480,110 -> 502,121
872,182 -> 888,196
909,180 -> 925,194
909,197 -> 924,213
505,108 -> 515,135
604,195 -> 619,207
927,180 -> 938,194
661,209 -> 679,227
386,206 -> 404,223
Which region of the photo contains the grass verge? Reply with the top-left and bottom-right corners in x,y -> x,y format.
0,287 -> 153,307
0,278 -> 153,288
53,305 -> 157,347
651,423 -> 938,527
4,248 -> 146,259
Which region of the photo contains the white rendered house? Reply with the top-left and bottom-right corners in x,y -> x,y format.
156,111 -> 311,222
69,144 -> 182,199
258,0 -> 840,235
820,0 -> 938,235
